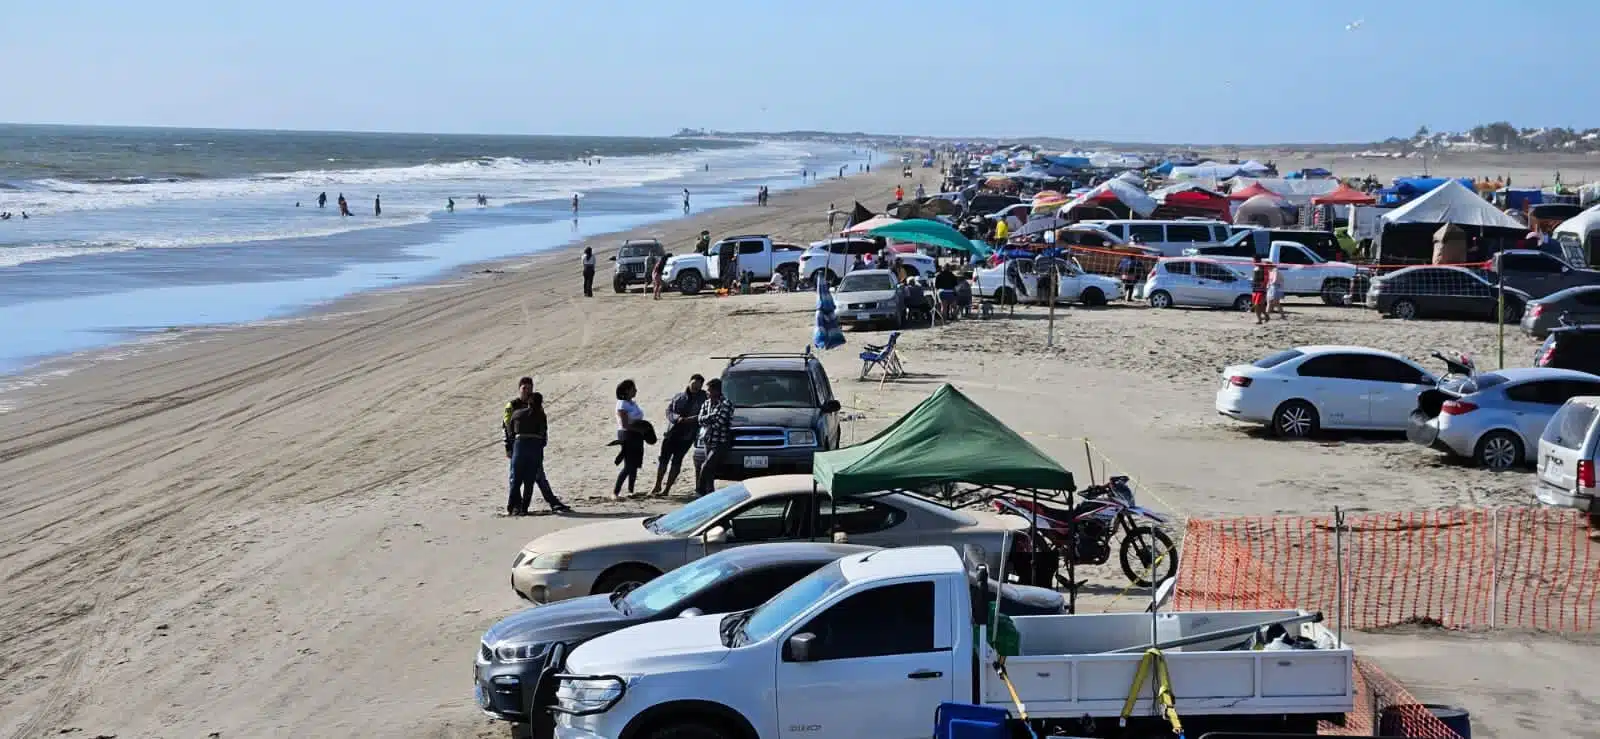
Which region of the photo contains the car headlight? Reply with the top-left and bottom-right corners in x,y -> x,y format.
493,641 -> 550,664
787,429 -> 817,446
528,552 -> 573,571
555,676 -> 628,715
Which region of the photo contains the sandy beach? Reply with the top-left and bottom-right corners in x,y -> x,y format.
0,156 -> 1592,739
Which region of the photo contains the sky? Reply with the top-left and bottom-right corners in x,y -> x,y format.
4,0 -> 1595,144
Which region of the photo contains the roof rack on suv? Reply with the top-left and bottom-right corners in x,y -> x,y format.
714,348 -> 816,365
721,234 -> 771,241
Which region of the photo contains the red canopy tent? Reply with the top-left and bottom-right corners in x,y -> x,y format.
1228,181 -> 1279,201
1310,183 -> 1378,206
1153,188 -> 1232,222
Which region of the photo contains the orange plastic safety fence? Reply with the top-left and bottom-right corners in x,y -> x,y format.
1174,507 -> 1600,632
1319,658 -> 1462,738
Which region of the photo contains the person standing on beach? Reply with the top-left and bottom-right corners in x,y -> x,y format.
695,378 -> 733,496
612,380 -> 647,498
581,247 -> 596,297
317,192 -> 327,209
682,188 -> 691,214
503,379 -> 570,515
652,374 -> 706,496
652,251 -> 667,300
447,197 -> 455,213
1266,261 -> 1286,318
572,194 -> 580,215
1250,255 -> 1270,325
337,193 -> 351,217
374,195 -> 381,217
694,230 -> 710,255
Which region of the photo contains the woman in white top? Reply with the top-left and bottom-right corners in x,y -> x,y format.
1266,263 -> 1286,317
613,379 -> 646,498
581,247 -> 597,297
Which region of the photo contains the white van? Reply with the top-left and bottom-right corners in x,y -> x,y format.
1533,395 -> 1600,525
1083,219 -> 1231,256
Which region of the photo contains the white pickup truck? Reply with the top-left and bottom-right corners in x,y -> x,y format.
662,235 -> 804,295
1188,240 -> 1359,306
551,545 -> 1354,739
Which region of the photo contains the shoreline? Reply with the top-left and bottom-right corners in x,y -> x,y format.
0,144 -> 866,392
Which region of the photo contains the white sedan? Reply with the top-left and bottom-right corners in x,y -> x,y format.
973,256 -> 1121,306
1215,345 -> 1440,437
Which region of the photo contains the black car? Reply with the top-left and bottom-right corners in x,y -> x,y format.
1536,325 -> 1600,376
476,543 -> 873,732
1366,265 -> 1530,323
696,352 -> 842,480
476,542 -> 1067,735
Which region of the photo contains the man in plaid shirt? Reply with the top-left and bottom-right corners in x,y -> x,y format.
695,378 -> 734,496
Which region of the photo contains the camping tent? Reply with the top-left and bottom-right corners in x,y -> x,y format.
1228,181 -> 1279,201
1311,183 -> 1378,206
1238,160 -> 1271,175
1226,178 -> 1340,206
1235,194 -> 1299,227
1060,179 -> 1158,218
1380,180 -> 1525,229
812,384 -> 1076,497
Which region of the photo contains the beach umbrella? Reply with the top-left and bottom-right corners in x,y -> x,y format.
842,214 -> 902,235
868,218 -> 991,257
813,280 -> 846,350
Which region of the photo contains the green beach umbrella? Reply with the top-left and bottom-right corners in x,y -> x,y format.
868,218 -> 992,257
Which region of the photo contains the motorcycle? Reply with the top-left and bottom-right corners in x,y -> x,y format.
991,475 -> 1176,588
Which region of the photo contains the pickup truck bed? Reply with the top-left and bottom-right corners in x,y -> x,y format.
977,610 -> 1354,718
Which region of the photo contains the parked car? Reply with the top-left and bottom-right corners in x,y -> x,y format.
1216,345 -> 1440,437
479,543 -> 872,731
508,475 -> 1028,603
833,269 -> 906,328
972,256 -> 1121,306
1056,225 -> 1162,277
610,238 -> 665,293
1533,396 -> 1600,526
1535,324 -> 1600,375
1365,265 -> 1529,322
1482,249 -> 1600,300
1407,367 -> 1600,469
1199,227 -> 1346,262
694,352 -> 842,480
661,235 -> 804,295
1145,257 -> 1254,310
799,237 -> 876,285
1081,218 -> 1231,256
1522,285 -> 1600,338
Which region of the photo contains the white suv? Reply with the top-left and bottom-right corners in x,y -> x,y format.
798,238 -> 934,286
1082,219 -> 1231,256
1534,396 -> 1600,526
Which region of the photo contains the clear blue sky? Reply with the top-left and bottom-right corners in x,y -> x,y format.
6,0 -> 1593,143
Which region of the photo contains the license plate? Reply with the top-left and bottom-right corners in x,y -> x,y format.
854,313 -> 870,321
744,456 -> 770,469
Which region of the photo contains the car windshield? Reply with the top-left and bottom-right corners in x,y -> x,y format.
645,484 -> 751,536
732,559 -> 850,646
838,273 -> 896,292
1253,349 -> 1304,369
723,370 -> 816,408
619,245 -> 655,258
619,554 -> 742,617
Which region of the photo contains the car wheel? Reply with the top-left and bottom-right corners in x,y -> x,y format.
677,271 -> 703,296
592,564 -> 660,597
1474,430 -> 1523,470
1232,294 -> 1253,312
612,275 -> 627,294
1320,278 -> 1351,306
1080,287 -> 1106,307
642,720 -> 733,739
1498,298 -> 1525,324
777,264 -> 799,288
1148,290 -> 1173,309
1271,400 -> 1319,438
1390,298 -> 1418,320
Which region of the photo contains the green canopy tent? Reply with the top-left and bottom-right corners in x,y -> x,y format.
812,384 -> 1077,604
868,218 -> 994,258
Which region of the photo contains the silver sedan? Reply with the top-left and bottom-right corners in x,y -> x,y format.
1522,285 -> 1600,338
509,474 -> 1028,604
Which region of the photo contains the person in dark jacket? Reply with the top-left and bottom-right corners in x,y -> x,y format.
651,374 -> 706,496
503,378 -> 569,515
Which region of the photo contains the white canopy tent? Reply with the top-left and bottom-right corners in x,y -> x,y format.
1379,180 -> 1525,229
1059,179 -> 1158,218
1225,178 -> 1341,206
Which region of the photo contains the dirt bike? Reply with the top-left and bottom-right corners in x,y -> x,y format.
991,475 -> 1177,588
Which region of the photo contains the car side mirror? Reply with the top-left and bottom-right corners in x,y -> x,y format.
609,256 -> 618,261
787,632 -> 817,662
703,526 -> 729,545
821,399 -> 842,414
679,607 -> 704,619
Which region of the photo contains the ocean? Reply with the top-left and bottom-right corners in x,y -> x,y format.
0,124 -> 862,379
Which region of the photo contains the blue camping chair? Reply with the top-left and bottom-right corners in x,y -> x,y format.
859,331 -> 905,383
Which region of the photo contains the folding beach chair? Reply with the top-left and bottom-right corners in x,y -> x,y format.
858,331 -> 905,384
